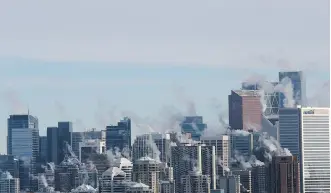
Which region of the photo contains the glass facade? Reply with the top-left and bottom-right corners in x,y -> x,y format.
180,116 -> 207,141
106,117 -> 131,150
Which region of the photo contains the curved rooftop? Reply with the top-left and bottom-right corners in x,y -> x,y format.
102,167 -> 126,179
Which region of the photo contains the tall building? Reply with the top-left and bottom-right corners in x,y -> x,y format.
171,144 -> 216,192
46,122 -> 73,164
106,117 -> 131,151
47,127 -> 58,164
230,131 -> 259,160
269,156 -> 300,193
133,157 -> 160,193
0,172 -> 19,193
72,129 -> 105,157
7,114 -> 39,191
132,133 -> 171,164
201,135 -> 229,178
300,107 -> 330,192
219,175 -> 240,193
181,170 -> 210,193
242,81 -> 280,118
231,169 -> 252,193
180,116 -> 207,141
78,139 -> 105,163
279,71 -> 306,107
228,90 -> 262,131
251,165 -> 267,193
39,136 -> 47,164
57,121 -> 73,163
100,167 -> 126,193
278,107 -> 301,159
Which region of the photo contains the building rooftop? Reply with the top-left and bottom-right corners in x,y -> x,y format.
102,167 -> 126,179
232,90 -> 261,97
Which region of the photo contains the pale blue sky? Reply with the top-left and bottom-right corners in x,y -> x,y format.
0,0 -> 329,153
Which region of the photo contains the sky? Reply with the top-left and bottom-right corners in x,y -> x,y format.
0,0 -> 329,153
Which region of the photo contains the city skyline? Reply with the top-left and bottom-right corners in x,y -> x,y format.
0,0 -> 329,155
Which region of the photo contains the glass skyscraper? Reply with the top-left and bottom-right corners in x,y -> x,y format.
106,117 -> 131,150
7,114 -> 39,191
180,116 -> 207,141
279,71 -> 306,108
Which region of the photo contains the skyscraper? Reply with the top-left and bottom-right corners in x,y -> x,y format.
133,157 -> 160,193
106,117 -> 131,150
57,121 -> 73,163
47,127 -> 58,164
278,107 -> 301,159
269,156 -> 300,193
279,71 -> 306,107
201,135 -> 229,178
7,114 -> 39,191
180,116 -> 207,141
300,107 -> 330,192
72,129 -> 105,157
39,136 -> 47,164
228,90 -> 262,131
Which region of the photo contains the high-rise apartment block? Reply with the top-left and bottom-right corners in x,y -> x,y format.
106,117 -> 131,150
0,172 -> 19,193
132,157 -> 160,193
180,116 -> 207,141
228,90 -> 262,131
201,135 -> 229,177
181,170 -> 211,193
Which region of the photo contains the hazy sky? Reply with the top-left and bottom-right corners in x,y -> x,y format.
0,0 -> 329,153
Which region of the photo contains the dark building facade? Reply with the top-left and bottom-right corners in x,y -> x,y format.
0,155 -> 19,178
47,127 -> 58,164
269,156 -> 300,193
57,122 -> 73,163
279,71 -> 306,108
228,90 -> 262,131
106,117 -> 131,150
39,136 -> 47,164
251,165 -> 267,193
46,122 -> 73,165
180,116 -> 207,141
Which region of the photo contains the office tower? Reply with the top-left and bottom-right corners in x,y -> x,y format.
133,157 -> 160,193
232,169 -> 252,193
100,167 -> 126,193
7,114 -> 39,191
159,164 -> 175,193
159,180 -> 175,193
242,81 -> 280,118
181,170 -> 211,193
78,139 -> 105,163
39,136 -> 47,164
230,132 -> 259,160
106,117 -> 131,150
300,107 -> 330,192
201,135 -> 229,178
219,175 -> 240,193
278,107 -> 301,159
72,129 -> 106,157
132,133 -> 171,164
180,116 -> 207,141
47,127 -> 58,164
57,121 -> 73,163
0,155 -> 19,178
269,156 -> 300,193
171,144 -> 216,192
251,165 -> 267,193
279,71 -> 306,107
228,90 -> 262,131
0,172 -> 19,193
